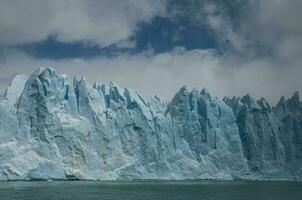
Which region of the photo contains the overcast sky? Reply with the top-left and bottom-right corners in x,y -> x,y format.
0,0 -> 301,104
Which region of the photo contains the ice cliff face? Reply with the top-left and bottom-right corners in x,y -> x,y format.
224,94 -> 302,179
0,68 -> 301,180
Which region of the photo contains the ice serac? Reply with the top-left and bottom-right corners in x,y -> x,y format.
0,68 -> 301,180
4,74 -> 28,107
168,87 -> 249,179
273,92 -> 302,178
224,93 -> 302,179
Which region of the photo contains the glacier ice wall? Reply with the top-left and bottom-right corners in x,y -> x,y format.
0,68 -> 301,180
224,94 -> 302,179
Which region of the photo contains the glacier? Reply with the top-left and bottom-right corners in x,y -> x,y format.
0,67 -> 301,180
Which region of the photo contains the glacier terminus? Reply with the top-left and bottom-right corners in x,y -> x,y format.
0,68 -> 301,181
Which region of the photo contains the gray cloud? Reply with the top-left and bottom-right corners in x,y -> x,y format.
207,0 -> 302,62
0,0 -> 167,46
1,48 -> 301,104
0,0 -> 302,105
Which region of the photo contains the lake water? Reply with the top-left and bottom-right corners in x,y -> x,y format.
0,180 -> 301,200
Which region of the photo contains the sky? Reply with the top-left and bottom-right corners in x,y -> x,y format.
0,0 -> 302,104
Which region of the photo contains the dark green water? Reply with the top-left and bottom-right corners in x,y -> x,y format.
0,181 -> 301,200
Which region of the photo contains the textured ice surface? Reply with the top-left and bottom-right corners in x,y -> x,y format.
0,68 -> 301,180
224,94 -> 302,179
4,74 -> 27,107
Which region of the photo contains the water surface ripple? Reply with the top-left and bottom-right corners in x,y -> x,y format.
0,180 -> 301,200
